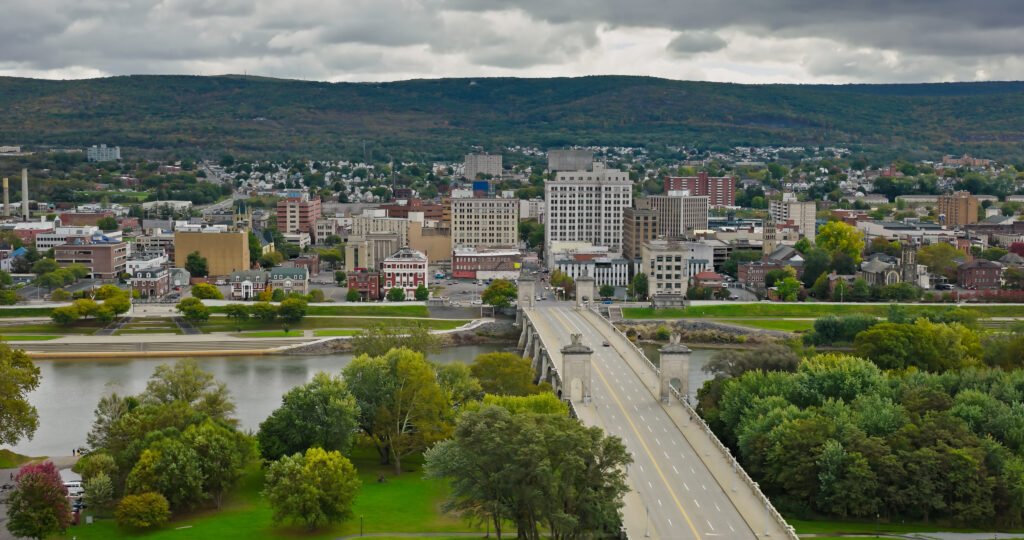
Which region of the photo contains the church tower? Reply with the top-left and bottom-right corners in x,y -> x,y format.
762,215 -> 777,260
900,243 -> 917,283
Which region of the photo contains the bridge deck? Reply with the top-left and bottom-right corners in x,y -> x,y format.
525,305 -> 791,540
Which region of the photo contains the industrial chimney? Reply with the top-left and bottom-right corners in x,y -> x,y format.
2,177 -> 8,217
21,168 -> 28,220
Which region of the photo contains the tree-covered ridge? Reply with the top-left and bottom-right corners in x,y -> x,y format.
2,75 -> 1024,158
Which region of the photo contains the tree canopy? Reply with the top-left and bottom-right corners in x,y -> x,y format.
0,342 -> 41,446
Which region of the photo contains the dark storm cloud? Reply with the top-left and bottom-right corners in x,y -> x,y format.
0,0 -> 1022,82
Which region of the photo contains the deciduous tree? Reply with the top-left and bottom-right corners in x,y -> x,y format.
0,343 -> 41,446
5,462 -> 71,540
262,448 -> 361,531
469,352 -> 539,396
258,373 -> 359,461
481,279 -> 517,307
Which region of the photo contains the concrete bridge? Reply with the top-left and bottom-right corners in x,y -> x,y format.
515,274 -> 797,540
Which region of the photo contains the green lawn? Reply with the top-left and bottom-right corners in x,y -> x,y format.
63,444 -> 476,540
0,335 -> 61,341
624,303 -> 1024,319
0,307 -> 56,318
202,317 -> 467,333
0,449 -> 33,468
114,318 -> 182,335
0,322 -> 103,334
715,319 -> 815,332
789,517 -> 1024,535
313,329 -> 362,337
209,305 -> 430,318
235,331 -> 308,338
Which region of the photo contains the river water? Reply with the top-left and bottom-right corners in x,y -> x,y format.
11,344 -> 723,458
11,345 -> 504,457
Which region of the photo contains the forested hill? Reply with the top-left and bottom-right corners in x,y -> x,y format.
1,75 -> 1023,159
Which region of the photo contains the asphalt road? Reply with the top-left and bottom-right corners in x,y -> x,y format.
530,304 -> 754,539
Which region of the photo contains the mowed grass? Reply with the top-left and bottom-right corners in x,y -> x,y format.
313,329 -> 362,337
789,517 -> 1024,536
715,319 -> 815,332
0,321 -> 103,334
624,303 -> 1024,319
209,305 -> 430,318
63,444 -> 475,540
0,448 -> 33,468
0,335 -> 61,341
0,307 -> 56,318
202,317 -> 467,333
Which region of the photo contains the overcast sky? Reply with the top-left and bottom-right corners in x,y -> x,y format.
3,0 -> 1023,84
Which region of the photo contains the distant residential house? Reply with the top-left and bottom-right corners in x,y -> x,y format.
347,269 -> 381,301
228,267 -> 309,299
229,270 -> 269,300
692,270 -> 723,289
268,267 -> 309,295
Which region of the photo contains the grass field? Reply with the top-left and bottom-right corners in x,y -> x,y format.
235,331 -> 308,338
0,335 -> 61,341
624,303 -> 1024,319
0,449 -> 33,468
0,321 -> 103,334
789,517 -> 1024,536
716,319 -> 815,332
202,317 -> 467,333
0,307 -> 56,318
62,444 -> 475,540
313,329 -> 362,337
209,305 -> 431,318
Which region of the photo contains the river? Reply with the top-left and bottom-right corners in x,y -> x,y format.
11,345 -> 505,457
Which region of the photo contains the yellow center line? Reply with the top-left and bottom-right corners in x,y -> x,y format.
546,308 -> 703,540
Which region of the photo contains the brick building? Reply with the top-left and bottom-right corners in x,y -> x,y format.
622,207 -> 658,262
131,267 -> 170,298
276,192 -> 322,234
54,237 -> 129,279
347,269 -> 381,301
957,259 -> 1002,289
664,172 -> 736,207
451,247 -> 522,280
381,248 -> 428,298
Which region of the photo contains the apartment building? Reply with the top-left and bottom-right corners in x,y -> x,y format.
769,194 -> 817,241
642,194 -> 709,237
87,144 -> 120,162
622,207 -> 658,262
937,191 -> 979,227
664,172 -> 735,207
544,164 -> 632,263
640,239 -> 714,296
276,192 -> 322,234
451,197 -> 519,248
464,153 -> 502,180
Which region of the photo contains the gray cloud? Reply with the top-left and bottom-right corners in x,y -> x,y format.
0,0 -> 1023,82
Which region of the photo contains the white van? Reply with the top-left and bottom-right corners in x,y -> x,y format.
64,481 -> 84,498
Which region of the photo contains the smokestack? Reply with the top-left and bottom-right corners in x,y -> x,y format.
21,168 -> 28,220
2,178 -> 8,217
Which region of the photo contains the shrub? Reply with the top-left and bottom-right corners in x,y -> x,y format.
653,325 -> 671,341
116,492 -> 170,529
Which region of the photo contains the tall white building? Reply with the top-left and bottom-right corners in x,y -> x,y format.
87,144 -> 120,162
640,239 -> 715,297
770,193 -> 817,241
642,193 -> 709,237
463,153 -> 502,180
451,197 -> 519,248
548,149 -> 594,172
544,163 -> 632,264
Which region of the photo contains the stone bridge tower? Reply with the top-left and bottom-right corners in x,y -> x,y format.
560,333 -> 592,402
658,333 -> 691,403
575,268 -> 596,308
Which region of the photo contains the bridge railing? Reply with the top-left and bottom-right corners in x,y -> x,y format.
585,306 -> 798,540
671,387 -> 798,540
583,306 -> 660,374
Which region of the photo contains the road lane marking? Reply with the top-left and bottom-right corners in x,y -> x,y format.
707,520 -> 715,531
729,523 -> 735,532
683,482 -> 690,491
658,499 -> 663,507
694,499 -> 701,508
655,438 -> 661,446
691,467 -> 696,474
714,503 -> 721,512
672,466 -> 679,474
664,451 -> 670,459
549,308 -> 703,540
701,484 -> 706,491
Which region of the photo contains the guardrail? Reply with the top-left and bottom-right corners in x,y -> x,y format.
585,306 -> 798,540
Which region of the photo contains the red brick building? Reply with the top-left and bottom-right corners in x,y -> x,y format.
54,238 -> 129,279
664,172 -> 735,207
60,212 -> 116,227
347,269 -> 380,301
451,247 -> 522,280
737,261 -> 779,289
381,199 -> 444,220
289,253 -> 321,276
380,248 -> 428,298
276,193 -> 321,234
131,267 -> 170,298
692,270 -> 723,289
957,259 -> 1002,289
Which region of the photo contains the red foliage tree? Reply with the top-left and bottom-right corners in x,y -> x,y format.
1009,242 -> 1024,257
6,461 -> 72,539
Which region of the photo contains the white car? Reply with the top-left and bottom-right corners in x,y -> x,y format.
471,299 -> 483,305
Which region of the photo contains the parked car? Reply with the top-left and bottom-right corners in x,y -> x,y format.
602,300 -> 613,304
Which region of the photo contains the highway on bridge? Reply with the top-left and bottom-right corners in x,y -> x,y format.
528,303 -> 758,539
